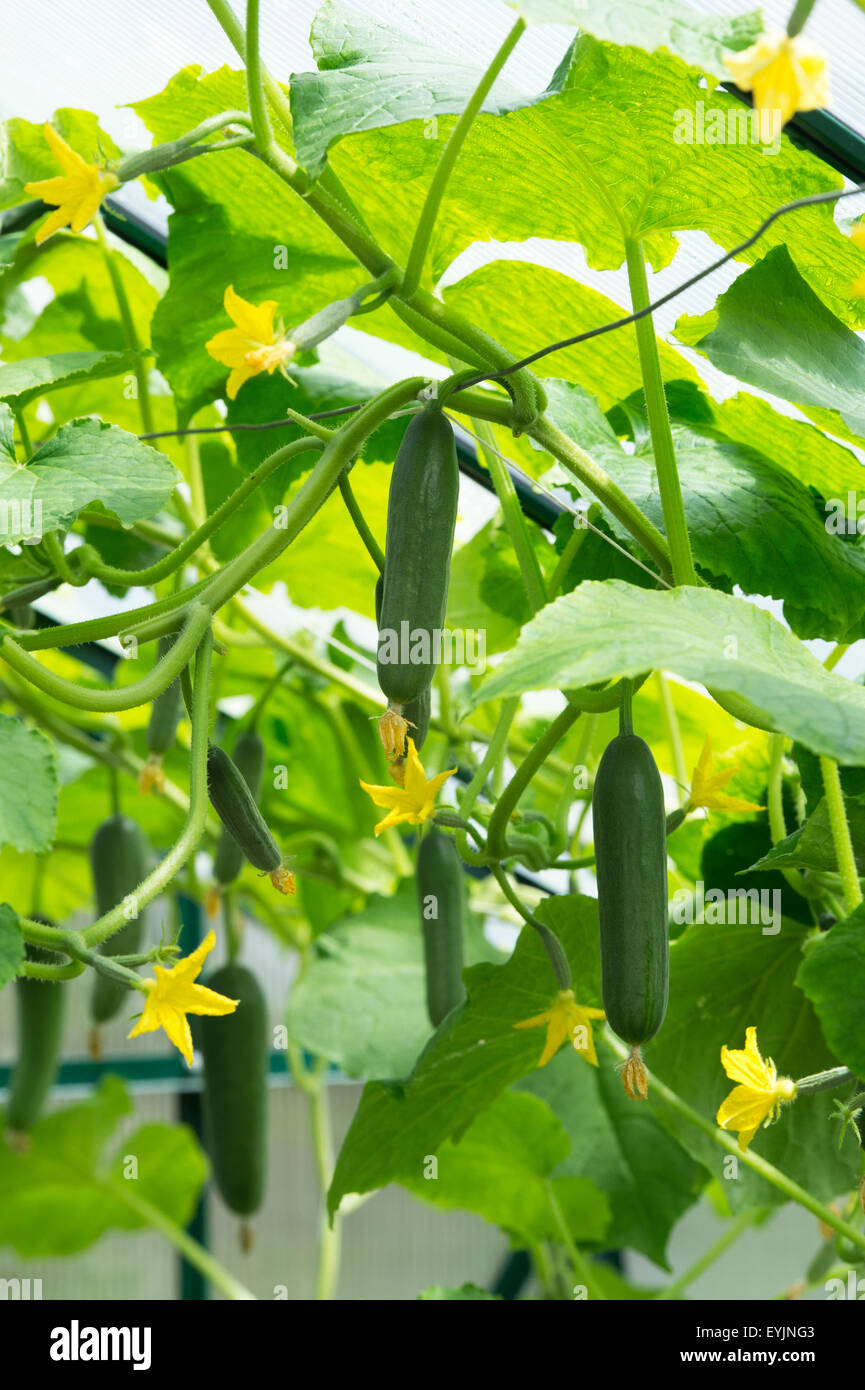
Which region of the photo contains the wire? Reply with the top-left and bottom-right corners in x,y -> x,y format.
136,180 -> 865,444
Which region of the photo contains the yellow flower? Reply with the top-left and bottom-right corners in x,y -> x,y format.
716,1025 -> 796,1150
205,285 -> 295,399
514,988 -> 605,1068
359,737 -> 456,835
24,124 -> 119,245
724,31 -> 829,135
127,929 -> 238,1066
686,738 -> 765,815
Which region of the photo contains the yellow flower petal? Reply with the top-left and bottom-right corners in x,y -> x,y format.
127,929 -> 238,1067
687,738 -> 764,814
24,125 -> 118,244
359,738 -> 455,835
716,1026 -> 795,1150
724,32 -> 828,134
224,284 -> 278,341
514,989 -> 604,1069
717,1085 -> 775,1151
721,1025 -> 773,1090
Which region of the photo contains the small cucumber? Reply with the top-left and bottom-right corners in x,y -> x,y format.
7,940 -> 65,1132
200,962 -> 268,1218
377,404 -> 459,706
592,733 -> 669,1049
212,729 -> 266,887
207,744 -> 281,875
374,574 -> 430,755
90,815 -> 152,1024
416,829 -> 466,1027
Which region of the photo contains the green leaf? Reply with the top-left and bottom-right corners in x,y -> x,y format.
519,1040 -> 702,1267
0,902 -> 25,990
473,580 -> 865,764
418,1283 -> 501,1300
400,1090 -> 610,1247
0,349 -> 147,411
328,894 -> 600,1217
0,1076 -> 207,1256
0,713 -> 58,853
513,0 -> 761,74
675,246 -> 865,444
746,797 -> 865,875
646,920 -> 857,1208
797,907 -> 865,1078
543,379 -> 865,642
290,0 -> 541,177
0,415 -> 179,544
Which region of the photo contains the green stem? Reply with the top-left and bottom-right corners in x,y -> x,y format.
623,236 -> 696,587
462,408 -> 545,613
603,1029 -> 865,1255
657,1208 -> 765,1300
767,733 -> 809,897
527,414 -> 672,578
244,0 -> 271,148
1,604 -> 210,713
402,18 -> 525,296
105,1178 -> 255,1299
819,755 -> 863,914
547,509 -> 596,600
204,0 -> 297,163
13,407 -> 32,459
93,213 -> 154,435
338,472 -> 384,572
456,697 -> 520,864
42,531 -> 84,586
619,677 -> 634,737
544,1179 -> 607,1300
655,671 -> 687,800
795,1066 -> 856,1095
486,702 -> 581,859
82,630 -> 213,948
114,112 -> 254,182
490,865 -> 571,989
310,1079 -> 341,1300
787,0 -> 818,37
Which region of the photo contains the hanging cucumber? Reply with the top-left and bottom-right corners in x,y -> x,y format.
416,829 -> 466,1027
376,404 -> 458,752
212,729 -> 266,889
90,815 -> 152,1029
207,745 -> 293,895
199,961 -> 268,1240
592,689 -> 669,1098
6,938 -> 65,1135
140,634 -> 184,793
374,573 -> 430,765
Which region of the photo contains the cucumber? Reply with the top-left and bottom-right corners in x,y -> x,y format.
376,404 -> 459,707
374,575 -> 430,755
199,962 -> 268,1219
207,744 -> 280,875
212,729 -> 266,887
416,829 -> 466,1027
145,633 -> 184,756
592,733 -> 669,1052
90,815 -> 152,1025
7,939 -> 65,1133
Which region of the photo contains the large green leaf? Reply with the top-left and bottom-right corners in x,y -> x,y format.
289,0 -> 542,177
645,920 -> 858,1209
0,1077 -> 207,1257
746,798 -> 865,876
473,580 -> 865,764
0,902 -> 24,990
0,409 -> 179,544
0,349 -> 147,411
675,246 -> 865,444
797,907 -> 865,1078
519,1039 -> 703,1267
514,0 -> 761,73
0,714 -> 58,853
400,1090 -> 610,1247
543,380 -> 865,641
328,894 -> 601,1216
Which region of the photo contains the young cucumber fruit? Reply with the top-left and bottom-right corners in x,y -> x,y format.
592,733 -> 669,1049
207,745 -> 293,894
374,574 -> 430,754
212,730 -> 266,888
199,962 -> 268,1219
416,829 -> 466,1027
90,815 -> 152,1025
7,940 -> 65,1133
377,404 -> 459,706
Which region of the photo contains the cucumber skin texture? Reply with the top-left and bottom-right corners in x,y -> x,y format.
377,406 -> 459,705
200,963 -> 268,1217
7,945 -> 65,1132
146,634 -> 184,756
416,830 -> 466,1027
90,816 -> 152,1024
213,730 -> 266,887
207,745 -> 281,875
592,734 -> 669,1046
374,576 -> 430,752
